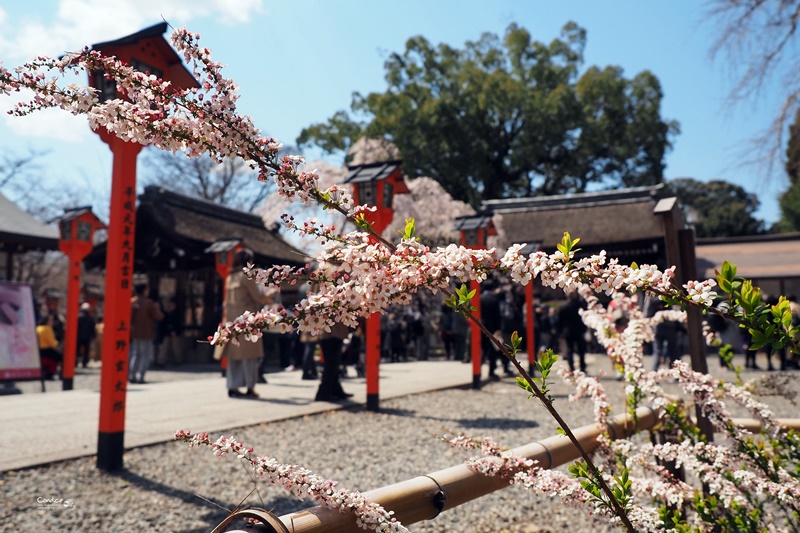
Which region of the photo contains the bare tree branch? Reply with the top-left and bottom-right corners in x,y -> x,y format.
706,0 -> 800,174
141,148 -> 274,213
0,149 -> 47,197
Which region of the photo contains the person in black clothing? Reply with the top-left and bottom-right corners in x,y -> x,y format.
647,298 -> 682,371
538,305 -> 561,354
499,284 -> 524,374
156,297 -> 183,366
76,302 -> 96,368
479,281 -> 503,379
314,323 -> 353,402
558,291 -> 588,373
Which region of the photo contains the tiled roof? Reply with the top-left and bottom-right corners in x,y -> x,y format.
0,193 -> 59,251
138,186 -> 307,266
696,234 -> 800,279
483,186 -> 665,249
343,160 -> 403,184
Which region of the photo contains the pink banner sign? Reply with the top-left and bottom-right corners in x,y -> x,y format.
0,283 -> 41,381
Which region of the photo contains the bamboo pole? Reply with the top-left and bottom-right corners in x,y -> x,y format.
270,406 -> 658,533
221,414 -> 800,532
726,418 -> 800,432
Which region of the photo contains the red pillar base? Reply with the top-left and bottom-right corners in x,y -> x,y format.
366,314 -> 381,411
472,375 -> 481,390
470,280 -> 482,391
62,378 -> 74,391
366,393 -> 379,412
97,431 -> 125,471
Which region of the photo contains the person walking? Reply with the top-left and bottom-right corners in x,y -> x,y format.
130,284 -> 164,384
479,281 -> 503,380
558,291 -> 588,373
218,249 -> 271,398
314,322 -> 353,402
156,297 -> 183,366
451,308 -> 470,363
647,298 -> 682,371
259,288 -> 281,381
36,314 -> 61,380
498,284 -> 522,375
76,302 -> 95,368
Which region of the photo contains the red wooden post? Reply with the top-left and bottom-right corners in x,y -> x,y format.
55,208 -> 104,391
61,258 -> 81,387
343,161 -> 408,412
520,241 -> 541,376
89,23 -> 198,471
525,282 -> 535,374
365,313 -> 381,407
454,214 -> 496,390
470,279 -> 482,389
97,139 -> 141,470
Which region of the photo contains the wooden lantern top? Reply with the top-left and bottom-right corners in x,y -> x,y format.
91,22 -> 199,91
343,160 -> 410,195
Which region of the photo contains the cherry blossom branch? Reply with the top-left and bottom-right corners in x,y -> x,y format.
175,431 -> 409,532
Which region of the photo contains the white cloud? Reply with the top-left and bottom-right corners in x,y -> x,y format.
0,0 -> 264,61
1,106 -> 91,142
0,0 -> 264,141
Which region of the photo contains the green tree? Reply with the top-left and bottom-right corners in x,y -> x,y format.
666,178 -> 764,238
777,108 -> 800,232
298,23 -> 679,207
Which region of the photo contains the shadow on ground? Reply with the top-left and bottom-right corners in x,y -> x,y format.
117,469 -> 310,533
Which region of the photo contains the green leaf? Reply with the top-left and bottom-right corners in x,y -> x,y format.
353,213 -> 372,230
510,330 -> 522,350
401,217 -> 416,240
516,376 -> 533,393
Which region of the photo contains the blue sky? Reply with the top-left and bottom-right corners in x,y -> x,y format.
0,0 -> 788,225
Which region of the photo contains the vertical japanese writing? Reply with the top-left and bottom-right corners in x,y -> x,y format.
112,185 -> 136,409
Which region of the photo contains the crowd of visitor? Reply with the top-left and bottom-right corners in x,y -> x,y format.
34,262 -> 800,396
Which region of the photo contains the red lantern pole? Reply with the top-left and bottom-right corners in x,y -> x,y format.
455,220 -> 495,390
469,279 -> 482,389
97,139 -> 141,471
365,313 -> 381,410
343,162 -> 408,412
525,282 -> 536,375
219,259 -> 230,375
60,258 -> 82,390
88,22 -> 198,471
57,209 -> 104,391
365,198 -> 390,412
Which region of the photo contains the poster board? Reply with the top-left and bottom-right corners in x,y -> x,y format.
0,282 -> 41,381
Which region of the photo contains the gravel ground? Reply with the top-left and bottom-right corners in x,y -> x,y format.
3,351 -> 798,533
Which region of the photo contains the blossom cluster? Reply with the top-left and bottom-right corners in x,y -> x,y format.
444,434 -> 593,509
210,231 -> 500,344
175,431 -> 409,532
557,368 -> 612,428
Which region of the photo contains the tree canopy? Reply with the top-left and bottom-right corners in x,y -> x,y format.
778,109 -> 800,231
298,23 -> 679,207
665,178 -> 764,238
